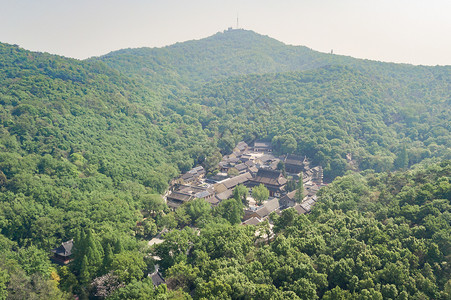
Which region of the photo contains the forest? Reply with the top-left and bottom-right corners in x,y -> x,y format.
0,29 -> 449,298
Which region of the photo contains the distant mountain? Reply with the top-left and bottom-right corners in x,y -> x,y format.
95,29 -> 446,89
94,29 -> 351,87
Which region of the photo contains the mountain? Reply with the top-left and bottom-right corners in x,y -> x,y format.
94,29 -> 451,179
95,29 -> 445,88
94,29 -> 351,88
0,30 -> 450,298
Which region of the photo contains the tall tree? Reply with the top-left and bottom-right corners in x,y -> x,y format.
233,184 -> 249,205
217,198 -> 244,225
102,243 -> 114,274
295,179 -> 304,203
394,145 -> 408,170
79,255 -> 90,286
253,184 -> 269,205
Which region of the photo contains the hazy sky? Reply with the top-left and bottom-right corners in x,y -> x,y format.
1,0 -> 450,65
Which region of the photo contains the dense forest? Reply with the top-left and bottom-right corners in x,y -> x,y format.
0,29 -> 449,298
150,161 -> 451,299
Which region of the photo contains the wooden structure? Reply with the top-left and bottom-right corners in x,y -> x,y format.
284,154 -> 304,174
51,239 -> 74,265
253,141 -> 272,153
248,169 -> 287,197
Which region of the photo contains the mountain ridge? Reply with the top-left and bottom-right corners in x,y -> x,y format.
93,29 -> 451,93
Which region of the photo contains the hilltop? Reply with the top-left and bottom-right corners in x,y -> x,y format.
95,29 -> 445,88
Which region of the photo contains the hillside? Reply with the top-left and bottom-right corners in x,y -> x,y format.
0,30 -> 449,298
95,29 -> 351,88
185,64 -> 451,180
96,29 -> 444,89
94,29 -> 451,180
150,161 -> 451,299
0,42 -> 218,188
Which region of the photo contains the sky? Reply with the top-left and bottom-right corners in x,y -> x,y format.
1,0 -> 450,65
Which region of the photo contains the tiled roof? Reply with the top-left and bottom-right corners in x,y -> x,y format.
254,141 -> 272,149
284,154 -> 303,166
51,239 -> 74,257
252,169 -> 287,186
255,198 -> 280,218
222,172 -> 252,189
235,163 -> 248,171
151,271 -> 165,286
243,217 -> 262,226
216,189 -> 233,201
293,204 -> 308,214
195,190 -> 211,198
167,192 -> 192,202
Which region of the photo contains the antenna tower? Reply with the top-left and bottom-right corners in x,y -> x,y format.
237,13 -> 239,29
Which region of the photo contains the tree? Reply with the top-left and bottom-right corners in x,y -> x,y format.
0,268 -> 9,300
233,184 -> 248,205
58,266 -> 78,294
286,179 -> 296,192
295,179 -> 304,203
113,239 -> 123,254
141,194 -> 166,216
277,161 -> 286,177
79,255 -> 90,285
322,286 -> 352,300
195,278 -> 232,300
166,261 -> 199,291
217,198 -> 244,225
394,145 -> 408,170
227,167 -> 240,177
85,230 -> 103,277
186,198 -> 211,224
111,251 -> 146,284
175,206 -> 192,227
291,278 -> 318,300
253,184 -> 269,205
102,244 -> 114,274
204,151 -> 222,172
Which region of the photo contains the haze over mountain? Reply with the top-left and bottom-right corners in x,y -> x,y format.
0,29 -> 449,299
96,29 -> 450,86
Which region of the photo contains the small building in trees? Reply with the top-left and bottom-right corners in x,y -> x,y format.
214,172 -> 252,194
51,239 -> 74,265
248,169 -> 287,197
242,216 -> 262,225
166,191 -> 193,209
234,141 -> 249,153
150,270 -> 166,287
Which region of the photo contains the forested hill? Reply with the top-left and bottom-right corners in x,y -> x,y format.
95,29 -> 449,88
0,30 -> 450,298
186,64 -> 451,180
0,41 -> 218,297
0,42 -> 217,189
91,29 -> 451,180
94,29 -> 351,87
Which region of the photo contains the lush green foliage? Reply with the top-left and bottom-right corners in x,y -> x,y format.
99,29 -> 451,180
154,161 -> 451,299
188,65 -> 451,180
0,29 -> 450,298
252,184 -> 270,205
